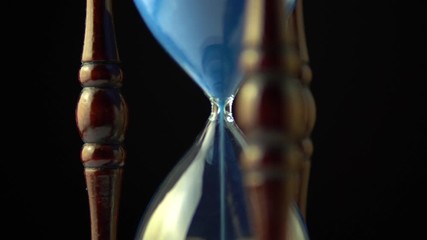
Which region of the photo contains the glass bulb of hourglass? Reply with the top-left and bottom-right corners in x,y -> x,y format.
133,0 -> 307,239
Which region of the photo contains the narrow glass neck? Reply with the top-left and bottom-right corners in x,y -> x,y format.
209,96 -> 234,122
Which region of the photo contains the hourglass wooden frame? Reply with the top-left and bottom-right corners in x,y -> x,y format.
76,0 -> 314,239
237,0 -> 315,238
76,0 -> 127,239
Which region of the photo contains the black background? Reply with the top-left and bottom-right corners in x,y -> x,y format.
4,0 -> 426,240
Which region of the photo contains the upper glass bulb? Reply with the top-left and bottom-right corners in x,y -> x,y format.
133,0 -> 296,100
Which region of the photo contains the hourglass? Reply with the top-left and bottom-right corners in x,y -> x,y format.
132,0 -> 310,239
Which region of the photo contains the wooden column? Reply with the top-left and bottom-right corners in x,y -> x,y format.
76,0 -> 128,239
237,0 -> 315,239
289,0 -> 315,218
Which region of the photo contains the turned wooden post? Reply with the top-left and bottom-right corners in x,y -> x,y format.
289,0 -> 315,218
76,0 -> 128,239
237,0 -> 315,239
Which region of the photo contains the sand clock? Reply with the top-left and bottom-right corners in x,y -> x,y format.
132,0 -> 308,239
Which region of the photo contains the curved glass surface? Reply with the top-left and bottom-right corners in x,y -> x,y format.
135,100 -> 252,239
133,0 -> 296,100
132,0 -> 307,239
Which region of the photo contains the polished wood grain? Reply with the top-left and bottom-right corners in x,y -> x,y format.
237,0 -> 314,239
76,1 -> 127,239
290,0 -> 316,218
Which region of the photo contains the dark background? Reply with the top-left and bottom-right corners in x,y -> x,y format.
4,0 -> 426,239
